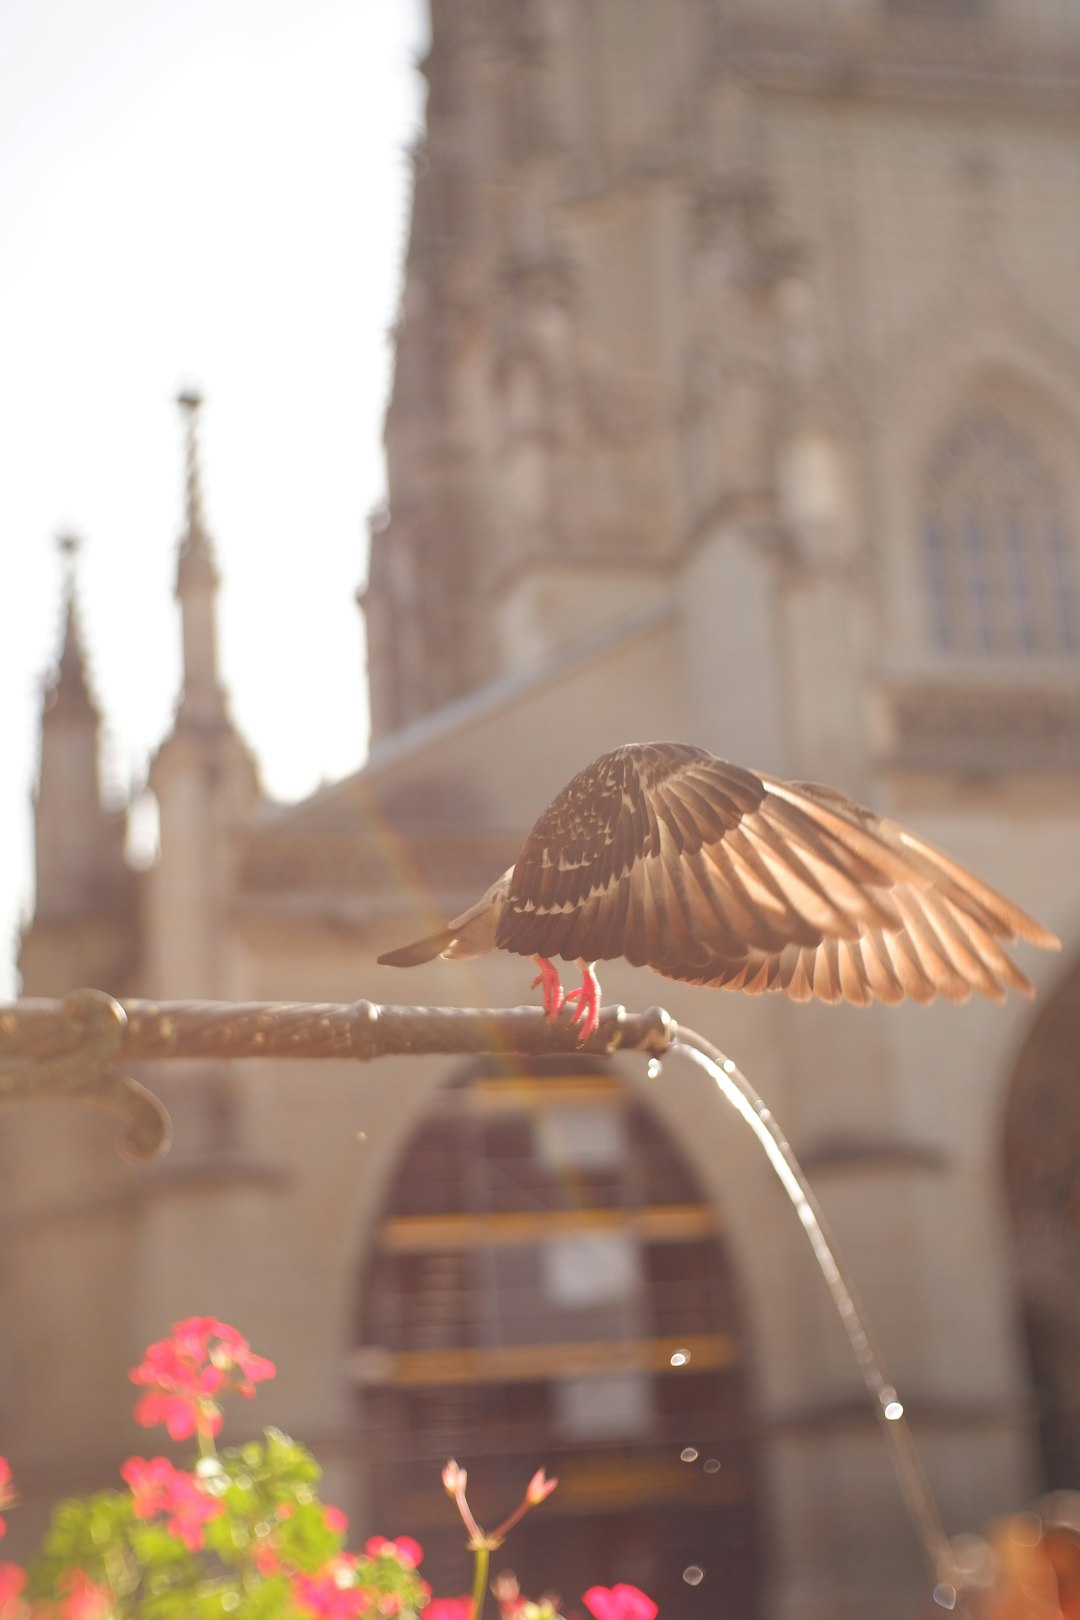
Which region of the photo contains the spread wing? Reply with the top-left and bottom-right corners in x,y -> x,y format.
495,742 -> 1058,1006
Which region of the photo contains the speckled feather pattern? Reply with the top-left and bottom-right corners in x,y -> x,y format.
379,742 -> 1058,1008
492,742 -> 1058,1005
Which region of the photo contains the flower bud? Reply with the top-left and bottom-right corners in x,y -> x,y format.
525,1469 -> 557,1505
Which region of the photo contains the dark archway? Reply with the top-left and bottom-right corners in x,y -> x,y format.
1004,959 -> 1080,1489
354,1056 -> 760,1618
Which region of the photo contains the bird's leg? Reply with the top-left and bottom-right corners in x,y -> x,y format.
564,959 -> 601,1042
531,955 -> 565,1022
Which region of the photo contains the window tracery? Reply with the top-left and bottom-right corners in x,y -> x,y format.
921,412 -> 1079,660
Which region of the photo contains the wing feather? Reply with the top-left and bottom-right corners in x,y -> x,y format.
738,814 -> 862,938
857,930 -> 906,1006
494,742 -> 1057,1008
837,938 -> 873,1007
695,840 -> 817,951
812,936 -> 843,1004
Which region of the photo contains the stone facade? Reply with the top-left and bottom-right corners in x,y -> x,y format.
8,4 -> 1080,1618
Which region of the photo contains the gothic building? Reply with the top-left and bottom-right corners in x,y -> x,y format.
9,4 -> 1080,1618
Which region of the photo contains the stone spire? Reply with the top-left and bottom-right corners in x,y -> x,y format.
51,534 -> 96,719
146,388 -> 259,1008
174,391 -> 226,728
21,535 -> 134,989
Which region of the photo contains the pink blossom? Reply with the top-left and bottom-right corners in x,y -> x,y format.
582,1585 -> 658,1620
55,1569 -> 111,1620
0,1564 -> 24,1617
121,1456 -> 225,1551
129,1319 -> 274,1439
492,1572 -> 525,1616
423,1600 -> 473,1620
291,1563 -> 370,1619
252,1540 -> 282,1576
0,1460 -> 15,1538
364,1537 -> 423,1569
324,1506 -> 348,1535
131,1389 -> 224,1442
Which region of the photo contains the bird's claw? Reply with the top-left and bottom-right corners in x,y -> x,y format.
531,956 -> 565,1022
564,964 -> 601,1043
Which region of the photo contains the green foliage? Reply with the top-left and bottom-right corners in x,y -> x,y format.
23,1431 -> 382,1618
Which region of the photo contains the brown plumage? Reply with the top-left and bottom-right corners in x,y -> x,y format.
377,742 -> 1059,1031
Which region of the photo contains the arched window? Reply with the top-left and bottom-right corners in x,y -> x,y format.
921,412 -> 1080,659
354,1059 -> 760,1618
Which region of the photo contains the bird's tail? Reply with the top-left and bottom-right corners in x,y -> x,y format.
377,926 -> 459,968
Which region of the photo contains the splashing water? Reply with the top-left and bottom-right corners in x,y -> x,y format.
672,1026 -> 959,1598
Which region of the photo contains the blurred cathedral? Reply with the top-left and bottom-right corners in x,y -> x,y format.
9,3 -> 1080,1618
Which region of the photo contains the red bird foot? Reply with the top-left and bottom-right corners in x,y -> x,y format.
564,961 -> 601,1043
531,955 -> 565,1022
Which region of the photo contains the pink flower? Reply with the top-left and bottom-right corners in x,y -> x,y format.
0,1564 -> 25,1618
121,1456 -> 225,1551
129,1319 -> 275,1440
253,1540 -> 282,1576
423,1600 -> 472,1620
0,1566 -> 23,1600
291,1562 -> 370,1619
364,1537 -> 423,1569
131,1388 -> 224,1442
0,1460 -> 15,1538
492,1572 -> 525,1616
56,1569 -> 111,1620
583,1586 -> 658,1620
324,1506 -> 348,1535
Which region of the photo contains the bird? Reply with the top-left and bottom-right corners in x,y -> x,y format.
376,741 -> 1060,1040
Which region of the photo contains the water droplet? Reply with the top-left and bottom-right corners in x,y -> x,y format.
883,1400 -> 904,1421
670,1348 -> 691,1367
723,1058 -> 736,1074
932,1583 -> 957,1611
702,1458 -> 721,1474
646,1057 -> 663,1080
682,1566 -> 705,1587
680,1447 -> 699,1463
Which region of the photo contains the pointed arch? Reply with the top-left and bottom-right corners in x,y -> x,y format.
353,1055 -> 761,1617
920,409 -> 1080,660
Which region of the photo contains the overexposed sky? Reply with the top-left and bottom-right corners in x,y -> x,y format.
0,0 -> 429,996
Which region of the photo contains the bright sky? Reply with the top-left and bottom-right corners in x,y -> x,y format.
0,0 -> 429,996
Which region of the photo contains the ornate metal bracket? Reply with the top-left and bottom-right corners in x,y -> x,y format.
0,990 -> 677,1163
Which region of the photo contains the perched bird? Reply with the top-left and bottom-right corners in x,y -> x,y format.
377,741 -> 1059,1039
